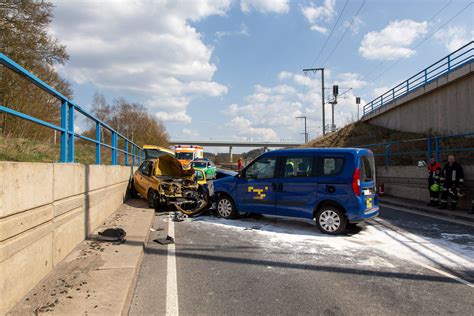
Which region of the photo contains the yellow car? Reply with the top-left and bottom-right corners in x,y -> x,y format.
129,154 -> 208,215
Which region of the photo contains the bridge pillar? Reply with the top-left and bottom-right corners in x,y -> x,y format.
263,146 -> 268,152
229,146 -> 233,163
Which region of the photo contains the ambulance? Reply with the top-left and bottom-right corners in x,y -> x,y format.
174,145 -> 204,167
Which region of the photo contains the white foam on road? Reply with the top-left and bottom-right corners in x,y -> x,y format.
188,215 -> 474,286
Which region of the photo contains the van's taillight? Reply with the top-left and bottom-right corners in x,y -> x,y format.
352,168 -> 361,196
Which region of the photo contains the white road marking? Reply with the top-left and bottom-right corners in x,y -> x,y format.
380,203 -> 474,227
372,218 -> 474,288
166,215 -> 179,316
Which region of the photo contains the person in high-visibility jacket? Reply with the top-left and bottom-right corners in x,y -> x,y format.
439,155 -> 465,210
427,158 -> 442,206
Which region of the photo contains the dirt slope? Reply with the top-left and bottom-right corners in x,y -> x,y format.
304,122 -> 425,148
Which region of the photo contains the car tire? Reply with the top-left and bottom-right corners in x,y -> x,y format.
147,190 -> 158,209
315,206 -> 347,235
216,195 -> 237,219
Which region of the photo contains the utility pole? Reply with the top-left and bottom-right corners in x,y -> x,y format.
296,116 -> 308,143
356,97 -> 361,120
303,68 -> 325,135
329,85 -> 339,132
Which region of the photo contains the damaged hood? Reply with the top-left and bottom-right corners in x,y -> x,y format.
153,155 -> 195,178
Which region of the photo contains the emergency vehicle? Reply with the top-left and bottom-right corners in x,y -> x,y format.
174,145 -> 204,167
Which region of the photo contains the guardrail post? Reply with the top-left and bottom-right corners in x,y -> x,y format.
385,144 -> 390,166
435,137 -> 440,162
424,69 -> 428,84
427,138 -> 431,160
138,149 -> 141,165
131,145 -> 135,166
95,122 -> 101,164
406,80 -> 409,92
125,140 -> 128,166
111,132 -> 117,165
60,101 -> 67,162
381,95 -> 384,105
67,102 -> 74,162
392,89 -> 395,100
447,55 -> 451,70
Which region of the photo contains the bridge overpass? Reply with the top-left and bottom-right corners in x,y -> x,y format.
169,140 -> 302,162
362,41 -> 473,135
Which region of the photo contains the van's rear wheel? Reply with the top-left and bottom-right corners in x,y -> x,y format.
217,195 -> 237,219
316,206 -> 347,235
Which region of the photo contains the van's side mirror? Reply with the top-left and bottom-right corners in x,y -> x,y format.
416,160 -> 427,167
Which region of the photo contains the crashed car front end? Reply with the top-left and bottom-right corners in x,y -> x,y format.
133,154 -> 209,216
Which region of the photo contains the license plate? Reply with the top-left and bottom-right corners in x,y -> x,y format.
366,197 -> 373,209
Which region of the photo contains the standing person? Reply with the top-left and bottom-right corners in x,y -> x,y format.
237,158 -> 243,172
439,155 -> 465,210
427,157 -> 442,206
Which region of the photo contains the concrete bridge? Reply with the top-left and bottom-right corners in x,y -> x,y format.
362,42 -> 473,135
169,140 -> 302,162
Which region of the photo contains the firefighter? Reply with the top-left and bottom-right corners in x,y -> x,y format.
439,154 -> 465,210
427,157 -> 442,206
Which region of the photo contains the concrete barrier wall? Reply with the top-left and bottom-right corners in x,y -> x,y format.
363,62 -> 473,135
377,165 -> 474,209
0,162 -> 134,314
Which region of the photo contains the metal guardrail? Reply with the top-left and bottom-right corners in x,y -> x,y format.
358,132 -> 474,166
363,41 -> 474,116
0,53 -> 144,165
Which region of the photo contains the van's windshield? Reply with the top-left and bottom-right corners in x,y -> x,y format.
360,155 -> 375,182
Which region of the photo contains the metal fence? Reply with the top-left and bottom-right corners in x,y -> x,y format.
363,41 -> 474,116
0,53 -> 144,165
358,132 -> 474,166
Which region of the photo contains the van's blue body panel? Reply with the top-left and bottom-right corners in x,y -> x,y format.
213,148 -> 379,223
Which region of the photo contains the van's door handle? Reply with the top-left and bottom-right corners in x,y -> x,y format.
278,183 -> 283,192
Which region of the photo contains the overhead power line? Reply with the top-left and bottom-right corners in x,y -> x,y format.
322,0 -> 366,67
311,0 -> 349,67
363,0 -> 453,80
370,1 -> 473,82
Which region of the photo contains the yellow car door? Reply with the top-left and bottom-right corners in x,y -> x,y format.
134,161 -> 153,197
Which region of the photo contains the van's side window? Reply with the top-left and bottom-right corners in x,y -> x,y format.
320,157 -> 345,176
283,156 -> 313,178
244,157 -> 277,179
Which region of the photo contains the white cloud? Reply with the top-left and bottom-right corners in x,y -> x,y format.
241,0 -> 289,14
359,20 -> 428,60
302,0 -> 335,23
343,16 -> 363,35
215,23 -> 250,39
227,117 -> 279,141
434,25 -> 473,52
51,0 -> 231,123
335,73 -> 367,89
310,25 -> 328,34
181,128 -> 200,137
156,111 -> 192,124
301,0 -> 335,32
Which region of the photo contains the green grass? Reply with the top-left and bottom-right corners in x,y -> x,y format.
0,136 -> 112,164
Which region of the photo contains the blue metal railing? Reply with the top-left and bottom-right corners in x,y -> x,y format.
358,131 -> 474,166
0,53 -> 144,165
363,41 -> 474,116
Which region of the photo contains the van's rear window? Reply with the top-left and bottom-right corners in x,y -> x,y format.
319,157 -> 345,176
360,155 -> 375,181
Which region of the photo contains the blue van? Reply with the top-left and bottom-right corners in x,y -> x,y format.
213,148 -> 379,234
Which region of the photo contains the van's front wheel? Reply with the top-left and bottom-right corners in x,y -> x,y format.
316,207 -> 347,235
217,195 -> 237,219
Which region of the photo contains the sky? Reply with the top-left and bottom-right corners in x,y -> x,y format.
49,0 -> 473,152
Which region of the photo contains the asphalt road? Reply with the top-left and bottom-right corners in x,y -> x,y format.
129,204 -> 474,315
